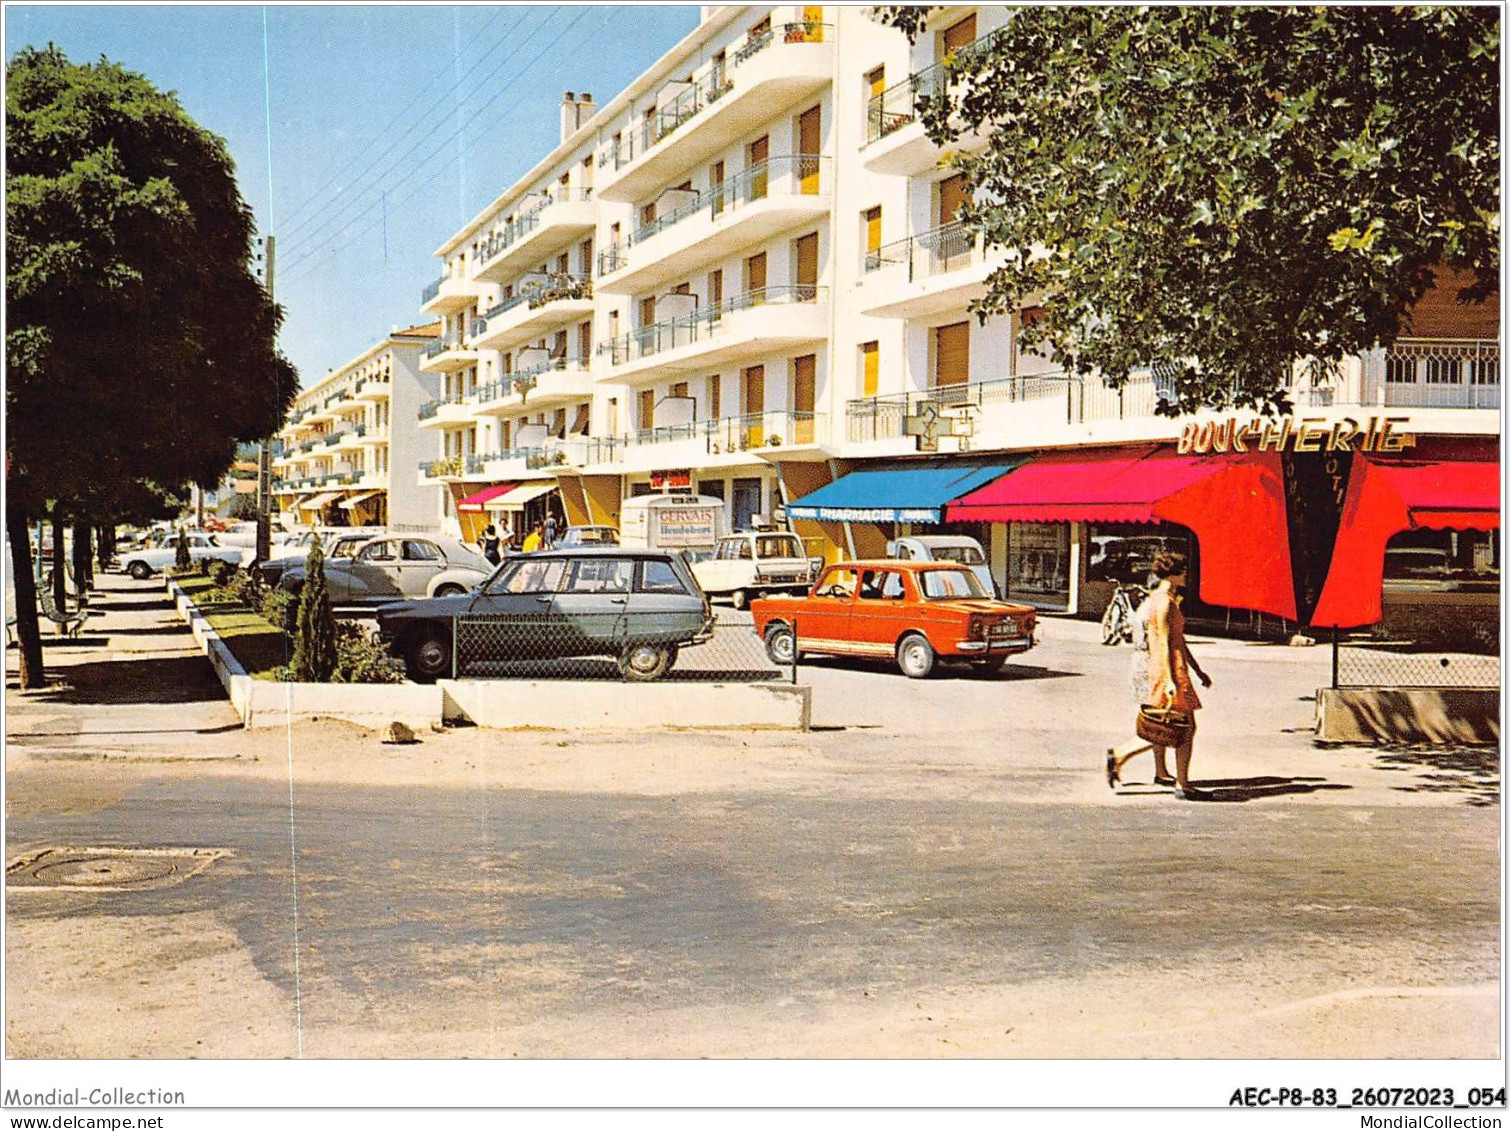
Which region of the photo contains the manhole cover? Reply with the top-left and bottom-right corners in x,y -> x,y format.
6,847 -> 228,892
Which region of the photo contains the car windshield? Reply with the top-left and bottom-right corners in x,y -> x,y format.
754,536 -> 801,558
919,568 -> 988,600
930,545 -> 985,566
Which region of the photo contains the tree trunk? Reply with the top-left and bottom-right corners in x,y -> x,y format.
96,523 -> 114,571
50,512 -> 66,611
72,520 -> 92,596
6,499 -> 45,689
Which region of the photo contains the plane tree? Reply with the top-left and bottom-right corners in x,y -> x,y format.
873,6 -> 1499,413
6,46 -> 297,687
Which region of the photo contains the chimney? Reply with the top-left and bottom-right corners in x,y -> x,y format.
575,93 -> 595,131
560,91 -> 577,143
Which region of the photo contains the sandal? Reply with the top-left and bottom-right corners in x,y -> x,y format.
1173,787 -> 1213,801
1153,774 -> 1176,787
1105,751 -> 1120,790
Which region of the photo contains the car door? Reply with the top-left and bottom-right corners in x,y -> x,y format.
850,567 -> 911,658
347,538 -> 404,601
623,555 -> 701,647
467,556 -> 569,661
394,539 -> 446,597
549,556 -> 632,657
795,566 -> 859,654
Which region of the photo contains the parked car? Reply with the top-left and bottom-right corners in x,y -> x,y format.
279,534 -> 490,606
691,530 -> 822,609
119,532 -> 244,580
253,527 -> 386,584
887,535 -> 996,597
750,560 -> 1037,678
556,525 -> 620,547
375,546 -> 714,683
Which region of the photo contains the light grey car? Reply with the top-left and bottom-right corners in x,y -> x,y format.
280,534 -> 491,605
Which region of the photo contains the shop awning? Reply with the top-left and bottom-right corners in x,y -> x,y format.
485,481 -> 558,511
1311,456 -> 1501,628
298,491 -> 343,512
456,483 -> 519,513
785,460 -> 1024,523
338,490 -> 384,511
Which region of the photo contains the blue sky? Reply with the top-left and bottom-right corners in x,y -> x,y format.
5,4 -> 700,387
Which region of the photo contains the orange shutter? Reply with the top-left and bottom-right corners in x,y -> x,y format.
578,321 -> 592,361
938,173 -> 969,226
862,341 -> 880,397
743,366 -> 766,447
571,403 -> 590,435
866,65 -> 885,99
748,135 -> 769,200
865,206 -> 882,255
671,381 -> 688,398
792,354 -> 816,443
708,268 -> 724,309
639,296 -> 657,328
638,389 -> 655,430
795,232 -> 818,296
934,322 -> 970,388
798,105 -> 821,193
708,375 -> 722,418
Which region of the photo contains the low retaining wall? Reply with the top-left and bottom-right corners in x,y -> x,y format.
167,580 -> 443,730
1315,687 -> 1500,745
440,679 -> 812,731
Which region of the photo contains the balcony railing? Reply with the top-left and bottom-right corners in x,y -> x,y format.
479,272 -> 591,325
424,330 -> 468,359
476,188 -> 593,267
864,220 -> 980,280
866,27 -> 1007,145
421,274 -> 446,305
599,18 -> 831,172
596,285 -> 827,366
420,456 -> 464,479
1375,338 -> 1500,409
625,155 -> 829,251
845,370 -> 1173,442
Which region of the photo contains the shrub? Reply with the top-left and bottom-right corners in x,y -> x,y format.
290,541 -> 336,682
209,559 -> 237,587
333,622 -> 405,683
259,586 -> 296,632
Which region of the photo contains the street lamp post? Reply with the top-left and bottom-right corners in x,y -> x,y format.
256,235 -> 276,565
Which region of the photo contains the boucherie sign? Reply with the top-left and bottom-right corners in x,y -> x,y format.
1177,414 -> 1416,455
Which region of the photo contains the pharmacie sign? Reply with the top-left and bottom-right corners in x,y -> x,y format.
1177,414 -> 1416,455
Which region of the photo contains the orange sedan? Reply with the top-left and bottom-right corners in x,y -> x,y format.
750,560 -> 1037,678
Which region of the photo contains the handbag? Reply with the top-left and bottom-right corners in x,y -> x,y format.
1136,704 -> 1194,747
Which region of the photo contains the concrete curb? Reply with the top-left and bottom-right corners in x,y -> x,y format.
165,579 -> 443,730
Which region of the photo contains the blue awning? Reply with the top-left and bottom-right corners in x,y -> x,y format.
786,460 -> 1026,524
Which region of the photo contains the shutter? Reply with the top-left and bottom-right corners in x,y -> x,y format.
862,341 -> 879,397
743,366 -> 766,448
708,268 -> 724,309
934,322 -> 970,388
671,381 -> 688,398
942,14 -> 976,54
708,375 -> 722,418
747,135 -> 769,200
792,354 -> 816,443
938,173 -> 969,226
798,106 -> 821,193
746,252 -> 767,295
578,321 -> 592,361
795,233 -> 818,295
867,65 -> 885,99
638,389 -> 655,430
552,408 -> 567,438
865,206 -> 882,254
571,403 -> 590,435
710,160 -> 726,215
639,296 -> 657,328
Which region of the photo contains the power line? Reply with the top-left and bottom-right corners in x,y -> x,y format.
272,4 -> 516,240
276,6 -> 559,262
278,6 -> 603,286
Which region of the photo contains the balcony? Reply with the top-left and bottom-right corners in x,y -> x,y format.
596,285 -> 829,382
862,28 -> 1002,176
421,271 -> 476,315
857,221 -> 996,319
418,329 -> 478,373
472,189 -> 595,283
359,425 -> 390,446
417,390 -> 476,429
597,155 -> 832,294
578,411 -> 828,473
355,374 -> 391,401
419,455 -> 465,483
595,15 -> 834,202
474,357 -> 593,414
1362,338 -> 1500,411
470,272 -> 593,351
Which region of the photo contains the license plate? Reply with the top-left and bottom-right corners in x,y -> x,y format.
988,622 -> 1019,638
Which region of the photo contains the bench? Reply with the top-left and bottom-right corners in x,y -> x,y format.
37,586 -> 89,638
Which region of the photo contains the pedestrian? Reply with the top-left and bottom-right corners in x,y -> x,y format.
479,523 -> 502,566
1141,551 -> 1212,800
522,522 -> 544,553
543,514 -> 558,549
1106,579 -> 1173,789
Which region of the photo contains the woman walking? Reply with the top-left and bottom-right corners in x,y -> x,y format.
1106,582 -> 1174,788
1143,551 -> 1211,800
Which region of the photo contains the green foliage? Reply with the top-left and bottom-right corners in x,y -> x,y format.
173,526 -> 191,571
209,559 -> 237,587
225,492 -> 260,521
5,45 -> 298,517
872,6 -> 1500,413
258,585 -> 294,632
290,541 -> 336,682
332,622 -> 406,684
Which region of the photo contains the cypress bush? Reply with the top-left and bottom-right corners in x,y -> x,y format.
173,526 -> 192,571
290,541 -> 336,682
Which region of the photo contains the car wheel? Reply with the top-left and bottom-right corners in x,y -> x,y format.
896,633 -> 936,679
407,628 -> 453,683
764,623 -> 796,666
973,654 -> 1009,676
730,589 -> 749,611
618,642 -> 677,681
128,561 -> 153,580
433,583 -> 466,598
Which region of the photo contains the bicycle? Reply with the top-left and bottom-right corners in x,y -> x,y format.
1100,583 -> 1147,645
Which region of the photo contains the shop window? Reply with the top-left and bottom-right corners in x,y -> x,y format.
1008,522 -> 1073,606
1383,528 -> 1499,592
1085,524 -> 1191,587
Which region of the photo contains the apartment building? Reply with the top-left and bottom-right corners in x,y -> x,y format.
408,4 -> 1498,625
272,322 -> 441,531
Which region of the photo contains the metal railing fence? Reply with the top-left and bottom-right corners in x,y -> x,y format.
865,27 -> 1007,144
597,285 -> 827,366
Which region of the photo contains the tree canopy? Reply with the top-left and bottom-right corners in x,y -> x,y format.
874,6 -> 1499,413
6,45 -> 298,514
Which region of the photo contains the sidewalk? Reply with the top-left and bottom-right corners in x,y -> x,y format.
5,571 -> 242,759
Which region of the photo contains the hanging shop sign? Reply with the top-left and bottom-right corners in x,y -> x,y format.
650,469 -> 692,491
1177,415 -> 1416,456
903,402 -> 973,453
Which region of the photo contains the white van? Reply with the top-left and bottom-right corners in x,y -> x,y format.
618,494 -> 728,563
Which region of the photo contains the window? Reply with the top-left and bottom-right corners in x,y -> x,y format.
755,535 -> 800,559
861,341 -> 880,397
563,557 -> 632,593
492,558 -> 565,594
857,569 -> 905,601
817,568 -> 859,597
1384,528 -> 1499,593
920,569 -> 987,600
934,321 -> 971,390
402,540 -> 442,562
942,13 -> 977,56
866,64 -> 885,100
358,541 -> 399,563
638,558 -> 689,594
707,375 -> 722,419
862,206 -> 882,270
638,389 -> 655,430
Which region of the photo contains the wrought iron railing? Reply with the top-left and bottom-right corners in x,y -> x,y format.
423,330 -> 468,359
628,155 -> 829,250
865,220 -> 980,279
420,456 -> 464,479
1373,338 -> 1500,409
865,27 -> 1007,145
596,285 -> 827,366
476,188 -> 593,267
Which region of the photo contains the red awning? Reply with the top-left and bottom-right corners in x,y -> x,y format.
1310,457 -> 1500,628
456,483 -> 519,513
